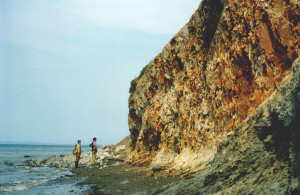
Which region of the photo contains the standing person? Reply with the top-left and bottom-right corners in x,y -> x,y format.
90,137 -> 97,166
73,140 -> 82,168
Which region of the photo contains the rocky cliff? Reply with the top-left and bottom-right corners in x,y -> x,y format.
149,57 -> 300,194
128,0 -> 299,189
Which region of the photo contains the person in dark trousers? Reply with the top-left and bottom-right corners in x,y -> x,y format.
74,140 -> 82,168
90,137 -> 97,166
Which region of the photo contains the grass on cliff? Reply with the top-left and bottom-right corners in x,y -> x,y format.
129,63 -> 150,93
131,63 -> 149,86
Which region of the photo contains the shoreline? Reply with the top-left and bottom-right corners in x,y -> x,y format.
0,144 -> 90,194
11,136 -> 184,194
69,136 -> 183,194
71,159 -> 181,195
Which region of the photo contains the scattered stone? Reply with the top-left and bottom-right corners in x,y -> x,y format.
25,160 -> 36,167
151,166 -> 169,172
4,161 -> 14,166
107,158 -> 124,162
183,173 -> 194,180
113,162 -> 121,166
120,180 -> 129,185
115,145 -> 126,152
147,172 -> 154,177
49,163 -> 60,168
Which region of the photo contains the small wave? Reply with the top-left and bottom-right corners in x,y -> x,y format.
0,184 -> 28,192
0,179 -> 48,192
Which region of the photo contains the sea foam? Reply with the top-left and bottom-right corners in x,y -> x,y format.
0,179 -> 48,192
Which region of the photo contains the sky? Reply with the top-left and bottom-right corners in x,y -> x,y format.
0,0 -> 201,145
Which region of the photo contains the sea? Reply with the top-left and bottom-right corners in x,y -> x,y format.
0,144 -> 90,195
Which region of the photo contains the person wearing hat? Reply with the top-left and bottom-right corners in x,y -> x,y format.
74,140 -> 83,168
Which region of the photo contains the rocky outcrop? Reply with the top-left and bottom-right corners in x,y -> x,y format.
22,142 -> 131,169
148,57 -> 300,194
128,0 -> 299,172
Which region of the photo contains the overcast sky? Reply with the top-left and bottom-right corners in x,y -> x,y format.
0,0 -> 200,145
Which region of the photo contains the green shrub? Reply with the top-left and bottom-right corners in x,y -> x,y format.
130,63 -> 150,92
131,64 -> 149,84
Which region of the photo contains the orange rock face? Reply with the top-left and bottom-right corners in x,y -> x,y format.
128,0 -> 299,168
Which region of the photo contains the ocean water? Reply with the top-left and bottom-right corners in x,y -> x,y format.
0,144 -> 90,194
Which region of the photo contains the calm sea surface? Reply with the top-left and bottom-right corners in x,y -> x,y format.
0,144 -> 90,194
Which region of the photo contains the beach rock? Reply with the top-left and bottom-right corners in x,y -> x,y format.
4,161 -> 14,166
115,145 -> 127,152
183,173 -> 194,180
147,172 -> 154,177
28,160 -> 36,167
24,155 -> 31,158
120,180 -> 129,185
151,166 -> 169,172
35,161 -> 42,167
25,144 -> 120,173
113,162 -> 122,166
50,163 -> 60,168
106,136 -> 132,161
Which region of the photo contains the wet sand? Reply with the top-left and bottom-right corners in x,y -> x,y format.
72,160 -> 180,195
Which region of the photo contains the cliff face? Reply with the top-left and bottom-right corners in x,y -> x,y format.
128,0 -> 299,170
151,57 -> 300,194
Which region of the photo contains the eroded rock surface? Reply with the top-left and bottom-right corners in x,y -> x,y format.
128,0 -> 299,171
149,57 -> 300,194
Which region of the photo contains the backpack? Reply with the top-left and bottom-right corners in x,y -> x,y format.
72,144 -> 77,155
89,142 -> 95,151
